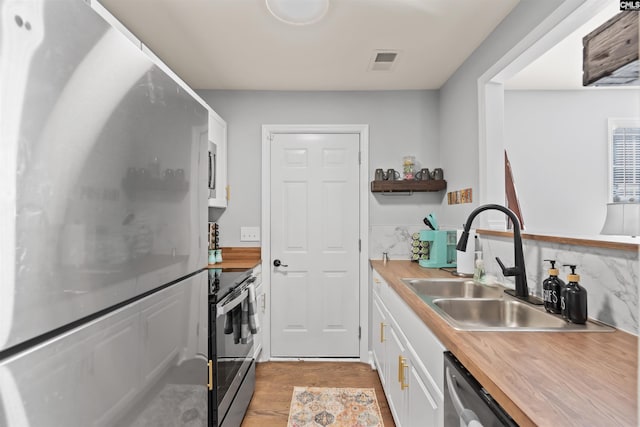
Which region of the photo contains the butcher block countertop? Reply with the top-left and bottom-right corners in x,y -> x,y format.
370,260 -> 638,427
207,247 -> 261,271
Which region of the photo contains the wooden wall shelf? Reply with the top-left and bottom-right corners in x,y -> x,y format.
370,179 -> 447,193
476,228 -> 639,252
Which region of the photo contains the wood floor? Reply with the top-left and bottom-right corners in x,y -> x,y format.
241,361 -> 395,427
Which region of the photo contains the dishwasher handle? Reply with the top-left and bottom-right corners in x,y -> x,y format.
446,366 -> 484,427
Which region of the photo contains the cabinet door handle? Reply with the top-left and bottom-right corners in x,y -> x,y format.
400,356 -> 409,390
380,322 -> 386,343
207,360 -> 213,391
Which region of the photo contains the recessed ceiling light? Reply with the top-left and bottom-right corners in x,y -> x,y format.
266,0 -> 329,25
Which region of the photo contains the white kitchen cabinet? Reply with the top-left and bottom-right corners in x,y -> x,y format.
372,296 -> 388,388
405,344 -> 440,426
386,323 -> 407,423
371,268 -> 445,426
253,264 -> 265,360
208,110 -> 228,208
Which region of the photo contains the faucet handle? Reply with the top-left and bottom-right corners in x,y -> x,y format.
495,257 -> 519,276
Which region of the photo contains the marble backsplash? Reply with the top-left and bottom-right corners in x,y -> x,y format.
369,225 -> 425,261
369,225 -> 639,335
479,235 -> 639,335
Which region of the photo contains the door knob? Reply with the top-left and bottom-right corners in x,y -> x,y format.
273,259 -> 288,267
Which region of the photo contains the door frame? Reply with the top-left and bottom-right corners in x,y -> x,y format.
261,124 -> 369,362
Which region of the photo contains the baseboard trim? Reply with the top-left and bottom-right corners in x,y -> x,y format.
267,357 -> 362,363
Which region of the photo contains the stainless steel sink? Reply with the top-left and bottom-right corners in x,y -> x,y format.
431,298 -> 614,332
402,278 -> 504,299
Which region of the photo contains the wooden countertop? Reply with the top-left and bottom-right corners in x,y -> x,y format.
208,247 -> 261,271
370,260 -> 638,427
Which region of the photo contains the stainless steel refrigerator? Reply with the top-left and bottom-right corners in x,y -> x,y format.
0,0 -> 210,425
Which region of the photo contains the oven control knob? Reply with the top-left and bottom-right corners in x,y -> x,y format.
273,259 -> 288,267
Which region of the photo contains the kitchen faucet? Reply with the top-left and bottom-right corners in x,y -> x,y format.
457,204 -> 542,304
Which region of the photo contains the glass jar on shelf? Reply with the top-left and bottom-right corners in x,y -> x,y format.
402,155 -> 415,180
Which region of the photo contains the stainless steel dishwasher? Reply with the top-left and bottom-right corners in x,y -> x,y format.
444,351 -> 518,427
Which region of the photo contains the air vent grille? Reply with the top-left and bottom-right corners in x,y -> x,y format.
375,52 -> 397,63
368,50 -> 400,71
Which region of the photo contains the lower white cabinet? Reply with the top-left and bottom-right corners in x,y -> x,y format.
405,346 -> 440,426
254,283 -> 265,360
371,269 -> 445,426
372,296 -> 388,388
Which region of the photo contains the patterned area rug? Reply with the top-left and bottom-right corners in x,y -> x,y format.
287,386 -> 384,427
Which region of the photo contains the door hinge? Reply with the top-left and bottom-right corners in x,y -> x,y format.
358,326 -> 362,340
358,151 -> 361,164
359,239 -> 361,252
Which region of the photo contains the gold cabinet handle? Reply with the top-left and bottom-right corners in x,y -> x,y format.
380,322 -> 386,343
207,360 -> 213,391
399,356 -> 409,390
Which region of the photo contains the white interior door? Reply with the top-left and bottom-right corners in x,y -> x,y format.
270,132 -> 360,357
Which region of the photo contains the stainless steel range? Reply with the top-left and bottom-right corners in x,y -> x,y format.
208,269 -> 257,426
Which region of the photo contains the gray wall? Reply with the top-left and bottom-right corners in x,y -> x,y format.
197,90 -> 441,247
504,89 -> 640,236
438,0 -> 570,229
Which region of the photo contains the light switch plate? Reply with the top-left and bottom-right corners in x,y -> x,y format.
240,226 -> 260,242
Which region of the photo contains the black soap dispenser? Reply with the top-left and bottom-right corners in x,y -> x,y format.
561,265 -> 588,324
542,260 -> 565,314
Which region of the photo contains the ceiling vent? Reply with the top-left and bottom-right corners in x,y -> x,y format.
368,50 -> 400,71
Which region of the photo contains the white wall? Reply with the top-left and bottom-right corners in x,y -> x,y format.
504,89 -> 640,236
197,90 -> 441,247
438,0 -> 571,230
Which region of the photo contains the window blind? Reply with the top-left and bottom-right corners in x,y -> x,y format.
611,126 -> 640,202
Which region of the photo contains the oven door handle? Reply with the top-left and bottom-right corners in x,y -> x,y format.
217,288 -> 249,317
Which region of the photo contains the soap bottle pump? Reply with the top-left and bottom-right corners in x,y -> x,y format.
561,264 -> 588,324
542,259 -> 565,314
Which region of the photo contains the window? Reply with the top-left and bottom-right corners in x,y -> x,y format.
608,119 -> 640,202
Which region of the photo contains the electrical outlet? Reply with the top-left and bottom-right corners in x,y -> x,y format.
240,226 -> 260,242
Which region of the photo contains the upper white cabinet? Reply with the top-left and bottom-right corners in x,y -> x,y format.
208,110 -> 228,208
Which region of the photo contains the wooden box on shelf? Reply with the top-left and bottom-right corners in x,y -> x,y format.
370,179 -> 447,193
